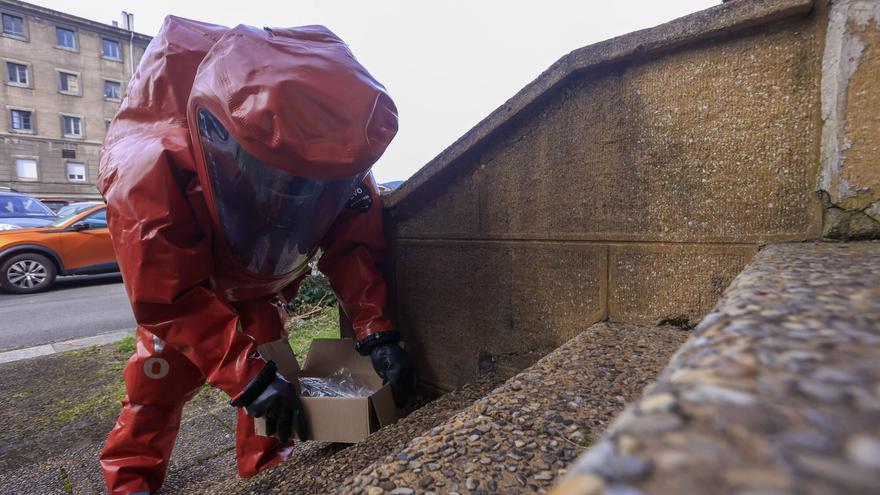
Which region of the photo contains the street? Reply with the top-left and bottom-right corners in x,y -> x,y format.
0,274 -> 135,351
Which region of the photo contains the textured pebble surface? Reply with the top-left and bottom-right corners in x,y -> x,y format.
554,242 -> 880,495
214,322 -> 687,494
200,377 -> 501,494
333,323 -> 686,495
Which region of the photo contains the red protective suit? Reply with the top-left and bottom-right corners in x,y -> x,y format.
97,17 -> 398,494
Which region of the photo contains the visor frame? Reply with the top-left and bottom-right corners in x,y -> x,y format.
188,101 -> 368,288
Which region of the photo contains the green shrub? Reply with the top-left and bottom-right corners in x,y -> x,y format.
287,273 -> 337,313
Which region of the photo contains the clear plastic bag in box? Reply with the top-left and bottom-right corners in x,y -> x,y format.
299,367 -> 372,398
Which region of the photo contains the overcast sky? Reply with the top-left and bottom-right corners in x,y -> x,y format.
33,0 -> 718,182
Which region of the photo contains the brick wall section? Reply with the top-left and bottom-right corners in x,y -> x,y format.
385,2 -> 828,391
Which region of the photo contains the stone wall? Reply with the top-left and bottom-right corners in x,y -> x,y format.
384,0 -> 835,392
819,0 -> 880,239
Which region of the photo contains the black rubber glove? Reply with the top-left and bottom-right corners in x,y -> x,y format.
230,361 -> 309,442
369,343 -> 417,408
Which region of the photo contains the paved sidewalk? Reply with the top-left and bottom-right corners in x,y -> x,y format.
0,329 -> 133,364
0,339 -> 236,494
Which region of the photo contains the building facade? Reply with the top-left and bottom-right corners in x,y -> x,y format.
0,0 -> 151,201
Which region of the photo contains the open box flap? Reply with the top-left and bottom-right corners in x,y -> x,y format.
303,338 -> 375,376
254,338 -> 408,443
256,339 -> 301,382
370,384 -> 405,427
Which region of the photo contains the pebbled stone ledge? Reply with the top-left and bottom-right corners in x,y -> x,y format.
552,242 -> 880,495
338,322 -> 688,494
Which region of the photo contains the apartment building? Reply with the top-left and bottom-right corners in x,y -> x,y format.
0,0 -> 151,201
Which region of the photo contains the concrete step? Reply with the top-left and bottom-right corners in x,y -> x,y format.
553,242 -> 880,495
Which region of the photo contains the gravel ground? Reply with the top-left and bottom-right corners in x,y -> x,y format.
557,242 -> 880,495
334,322 -> 688,495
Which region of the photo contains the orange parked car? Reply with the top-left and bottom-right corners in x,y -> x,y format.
0,204 -> 118,293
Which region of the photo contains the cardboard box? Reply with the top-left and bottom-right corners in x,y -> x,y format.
254,338 -> 405,444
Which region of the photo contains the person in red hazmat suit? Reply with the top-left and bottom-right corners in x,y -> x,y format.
96,16 -> 415,494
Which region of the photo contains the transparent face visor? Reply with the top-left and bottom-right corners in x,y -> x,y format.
197,109 -> 366,277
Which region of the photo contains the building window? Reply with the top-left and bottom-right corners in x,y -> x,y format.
55,26 -> 76,50
102,39 -> 121,60
10,109 -> 32,131
15,158 -> 38,181
104,80 -> 121,100
2,13 -> 24,37
66,162 -> 86,182
62,115 -> 82,138
58,71 -> 79,94
6,61 -> 28,85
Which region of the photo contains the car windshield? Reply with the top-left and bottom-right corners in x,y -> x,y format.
50,209 -> 91,227
57,203 -> 98,218
0,194 -> 55,218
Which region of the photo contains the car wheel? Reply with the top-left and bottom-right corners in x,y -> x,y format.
0,253 -> 57,294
